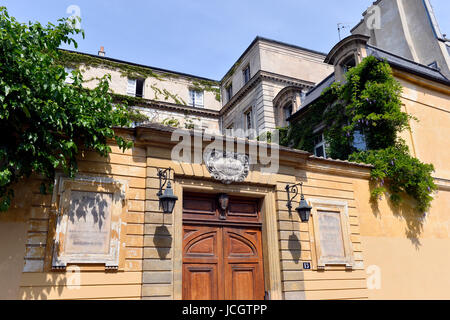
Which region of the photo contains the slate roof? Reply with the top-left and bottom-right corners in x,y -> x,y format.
366,45 -> 450,85
288,44 -> 450,121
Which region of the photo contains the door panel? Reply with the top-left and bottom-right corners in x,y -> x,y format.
183,264 -> 218,300
223,227 -> 265,300
182,194 -> 264,300
182,225 -> 223,300
228,265 -> 257,300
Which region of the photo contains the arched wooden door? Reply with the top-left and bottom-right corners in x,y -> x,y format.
182,193 -> 265,300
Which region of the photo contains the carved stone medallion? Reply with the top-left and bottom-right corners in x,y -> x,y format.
204,150 -> 249,184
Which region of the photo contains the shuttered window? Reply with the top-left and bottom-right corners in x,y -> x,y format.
189,89 -> 204,108
127,79 -> 137,96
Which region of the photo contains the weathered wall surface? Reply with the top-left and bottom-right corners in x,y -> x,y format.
0,195 -> 29,299
351,71 -> 450,300
9,138 -> 147,300
137,133 -> 371,300
281,166 -> 368,300
221,43 -> 262,105
259,42 -> 333,84
220,38 -> 332,136
80,65 -> 221,111
354,178 -> 450,299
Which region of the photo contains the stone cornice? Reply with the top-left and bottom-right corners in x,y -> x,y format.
113,95 -> 220,119
134,124 -> 374,174
219,70 -> 315,116
303,157 -> 372,179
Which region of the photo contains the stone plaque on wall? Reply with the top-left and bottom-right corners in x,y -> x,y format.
65,191 -> 113,255
317,211 -> 345,259
52,175 -> 127,270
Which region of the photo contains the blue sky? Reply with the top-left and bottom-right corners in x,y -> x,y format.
2,0 -> 449,80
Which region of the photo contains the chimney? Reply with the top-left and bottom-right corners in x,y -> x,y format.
98,46 -> 105,57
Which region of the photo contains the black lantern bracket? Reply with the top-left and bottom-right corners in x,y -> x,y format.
285,182 -> 312,223
157,168 -> 178,214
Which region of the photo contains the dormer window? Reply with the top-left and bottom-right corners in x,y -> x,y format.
352,130 -> 367,151
341,55 -> 356,74
127,78 -> 144,98
314,134 -> 327,158
283,103 -> 293,126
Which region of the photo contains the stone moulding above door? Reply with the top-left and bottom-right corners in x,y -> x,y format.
204,150 -> 250,185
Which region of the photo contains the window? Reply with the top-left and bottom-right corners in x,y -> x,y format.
64,67 -> 75,84
243,65 -> 251,84
309,199 -> 354,269
314,134 -> 327,158
127,78 -> 144,98
283,104 -> 293,125
188,89 -> 204,108
341,55 -> 356,74
245,108 -> 253,131
225,83 -> 233,102
225,123 -> 234,136
300,90 -> 307,104
352,130 -> 367,151
428,61 -> 439,70
244,108 -> 256,139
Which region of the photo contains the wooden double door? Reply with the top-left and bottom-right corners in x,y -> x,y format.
182,193 -> 265,300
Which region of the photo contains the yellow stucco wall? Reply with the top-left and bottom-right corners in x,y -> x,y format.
396,72 -> 450,180
352,71 -> 450,300
355,177 -> 450,299
0,202 -> 29,299
0,138 -> 147,300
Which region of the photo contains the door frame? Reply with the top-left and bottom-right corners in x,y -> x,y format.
173,177 -> 282,300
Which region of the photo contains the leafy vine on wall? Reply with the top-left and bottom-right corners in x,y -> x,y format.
280,56 -> 437,213
58,50 -> 220,105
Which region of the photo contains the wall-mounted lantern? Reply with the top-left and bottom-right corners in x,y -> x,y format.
157,168 -> 178,214
285,182 -> 312,223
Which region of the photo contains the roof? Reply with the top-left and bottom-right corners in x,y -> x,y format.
61,36 -> 327,85
59,49 -> 220,83
221,36 -> 328,82
288,72 -> 335,121
289,44 -> 450,121
366,45 -> 450,85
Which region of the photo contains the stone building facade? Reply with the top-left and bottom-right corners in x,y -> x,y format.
0,1 -> 449,300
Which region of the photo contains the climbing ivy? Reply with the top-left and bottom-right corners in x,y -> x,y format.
191,79 -> 221,102
57,50 -> 165,80
0,8 -> 134,211
58,50 -> 220,105
281,56 -> 437,213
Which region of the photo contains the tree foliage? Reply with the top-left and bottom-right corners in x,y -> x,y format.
0,7 -> 133,211
280,56 -> 437,212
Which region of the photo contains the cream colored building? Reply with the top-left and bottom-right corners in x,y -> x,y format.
0,2 -> 449,301
351,0 -> 450,79
289,33 -> 450,300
